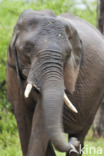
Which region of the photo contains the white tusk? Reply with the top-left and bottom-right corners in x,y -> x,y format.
24,83 -> 32,98
64,93 -> 78,113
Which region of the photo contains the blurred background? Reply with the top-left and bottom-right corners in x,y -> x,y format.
0,0 -> 104,156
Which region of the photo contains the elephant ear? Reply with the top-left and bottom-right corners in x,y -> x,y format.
64,22 -> 83,94
7,25 -> 23,86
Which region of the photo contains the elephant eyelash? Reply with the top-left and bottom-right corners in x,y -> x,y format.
23,43 -> 34,52
23,47 -> 33,52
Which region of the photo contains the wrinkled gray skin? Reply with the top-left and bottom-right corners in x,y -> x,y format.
6,10 -> 104,156
93,99 -> 104,138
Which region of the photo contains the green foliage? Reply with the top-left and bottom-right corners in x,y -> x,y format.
0,111 -> 22,156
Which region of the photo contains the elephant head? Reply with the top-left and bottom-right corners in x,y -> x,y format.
8,9 -> 83,152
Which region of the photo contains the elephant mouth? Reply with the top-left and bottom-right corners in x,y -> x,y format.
24,82 -> 78,113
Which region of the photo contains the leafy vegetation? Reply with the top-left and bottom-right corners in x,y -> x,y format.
1,0 -> 104,156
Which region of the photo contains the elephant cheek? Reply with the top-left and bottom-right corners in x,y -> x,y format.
64,65 -> 79,94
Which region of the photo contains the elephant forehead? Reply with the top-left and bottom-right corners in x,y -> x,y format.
17,14 -> 65,34
16,20 -> 68,50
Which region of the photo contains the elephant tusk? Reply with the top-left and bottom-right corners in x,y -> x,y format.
64,93 -> 78,113
24,83 -> 32,98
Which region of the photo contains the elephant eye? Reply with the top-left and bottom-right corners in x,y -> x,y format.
23,42 -> 34,53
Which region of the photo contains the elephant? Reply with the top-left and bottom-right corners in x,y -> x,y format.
6,9 -> 104,156
93,98 -> 104,138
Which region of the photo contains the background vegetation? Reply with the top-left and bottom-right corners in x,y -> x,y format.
0,0 -> 104,156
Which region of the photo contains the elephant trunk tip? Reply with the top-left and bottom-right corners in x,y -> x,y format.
52,134 -> 79,153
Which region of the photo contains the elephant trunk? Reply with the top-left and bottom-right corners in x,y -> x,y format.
41,78 -> 71,152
